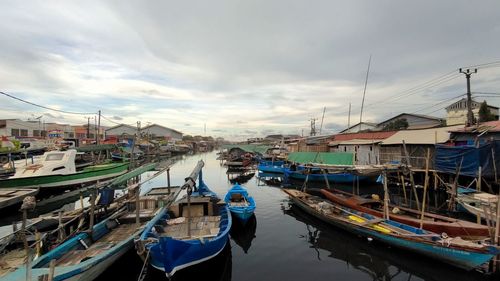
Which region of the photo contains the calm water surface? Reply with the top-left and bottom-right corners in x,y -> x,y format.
11,151 -> 496,281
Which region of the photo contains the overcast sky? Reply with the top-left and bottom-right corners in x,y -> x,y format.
1,0 -> 500,140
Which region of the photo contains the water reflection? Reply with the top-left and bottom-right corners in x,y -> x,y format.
256,172 -> 283,187
230,214 -> 257,254
227,171 -> 255,184
283,204 -> 493,281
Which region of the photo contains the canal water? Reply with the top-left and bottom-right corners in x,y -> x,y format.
94,151 -> 498,281
3,151 -> 496,281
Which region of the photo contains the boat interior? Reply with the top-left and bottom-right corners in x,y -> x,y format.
155,196 -> 225,240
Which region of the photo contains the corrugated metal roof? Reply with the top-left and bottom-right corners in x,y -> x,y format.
333,139 -> 383,145
381,125 -> 463,145
334,131 -> 396,141
451,121 -> 500,133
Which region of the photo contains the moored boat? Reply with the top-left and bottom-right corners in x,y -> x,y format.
320,188 -> 491,239
257,160 -> 286,174
283,189 -> 500,271
0,149 -> 129,189
2,184 -> 181,281
284,165 -> 370,183
224,184 -> 256,224
136,160 -> 232,278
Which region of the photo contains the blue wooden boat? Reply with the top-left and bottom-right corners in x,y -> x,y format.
137,168 -> 232,278
2,186 -> 178,281
283,189 -> 500,271
257,160 -> 286,174
284,165 -> 370,183
224,184 -> 256,224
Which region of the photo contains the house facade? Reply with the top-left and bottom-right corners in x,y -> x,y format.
376,113 -> 443,130
0,119 -> 46,138
445,98 -> 499,125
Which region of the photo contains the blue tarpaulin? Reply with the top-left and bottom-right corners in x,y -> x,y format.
434,141 -> 500,178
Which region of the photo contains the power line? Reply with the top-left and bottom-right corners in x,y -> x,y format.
0,91 -> 96,115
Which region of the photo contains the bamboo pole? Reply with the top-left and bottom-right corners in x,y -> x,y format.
322,169 -> 330,189
492,146 -> 498,183
89,189 -> 96,232
402,141 -> 420,211
48,259 -> 56,281
35,231 -> 41,258
419,148 -> 431,229
383,170 -> 390,220
135,185 -> 141,225
400,175 -> 408,205
167,168 -> 171,193
433,171 -> 438,209
477,166 -> 482,191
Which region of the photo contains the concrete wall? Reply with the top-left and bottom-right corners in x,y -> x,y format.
332,144 -> 380,165
447,107 -> 499,125
0,120 -> 43,137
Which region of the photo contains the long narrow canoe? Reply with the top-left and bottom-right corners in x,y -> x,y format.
320,188 -> 491,239
283,189 -> 499,271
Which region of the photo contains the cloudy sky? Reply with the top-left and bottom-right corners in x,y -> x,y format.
1,0 -> 500,140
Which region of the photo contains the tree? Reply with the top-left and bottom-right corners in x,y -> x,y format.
382,118 -> 409,131
478,101 -> 496,122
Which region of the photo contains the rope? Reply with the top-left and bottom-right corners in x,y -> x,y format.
137,248 -> 151,281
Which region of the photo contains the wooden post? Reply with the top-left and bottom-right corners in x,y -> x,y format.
448,157 -> 463,212
58,210 -> 66,241
167,168 -> 171,194
476,166 -> 483,224
400,175 -> 408,205
48,259 -> 56,281
402,140 -> 420,211
492,146 -> 498,183
135,185 -> 141,225
433,171 -> 438,209
21,208 -> 29,256
89,189 -> 96,232
35,231 -> 41,258
79,192 -> 84,211
322,169 -> 330,189
187,188 -> 192,238
383,170 -> 390,220
419,148 -> 431,229
26,250 -> 32,281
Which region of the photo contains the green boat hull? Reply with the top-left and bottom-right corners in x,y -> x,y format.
0,162 -> 129,189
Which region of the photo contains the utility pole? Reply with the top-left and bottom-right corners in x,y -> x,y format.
86,117 -> 90,139
459,68 -> 477,126
310,118 -> 317,136
97,110 -> 101,145
347,102 -> 351,129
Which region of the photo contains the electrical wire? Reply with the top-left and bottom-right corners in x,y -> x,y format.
0,91 -> 96,115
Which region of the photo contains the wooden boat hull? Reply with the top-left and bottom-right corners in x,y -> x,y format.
0,162 -> 129,189
284,168 -> 370,183
321,189 -> 491,239
0,188 -> 38,209
3,216 -> 142,281
142,205 -> 232,278
224,184 -> 256,224
283,189 -> 499,271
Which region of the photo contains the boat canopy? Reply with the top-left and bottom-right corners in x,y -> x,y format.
288,152 -> 354,165
222,144 -> 272,155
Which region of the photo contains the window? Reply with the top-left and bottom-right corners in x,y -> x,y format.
33,130 -> 40,137
41,130 -> 47,137
20,129 -> 28,137
45,153 -> 65,161
11,129 -> 19,137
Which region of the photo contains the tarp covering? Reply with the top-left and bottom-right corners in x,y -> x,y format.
434,141 -> 500,178
222,144 -> 272,155
287,152 -> 354,165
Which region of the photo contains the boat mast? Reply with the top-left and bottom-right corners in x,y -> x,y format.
359,55 -> 372,124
